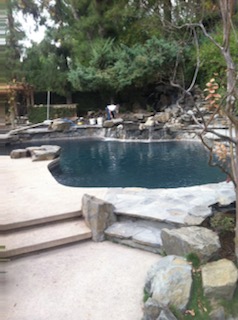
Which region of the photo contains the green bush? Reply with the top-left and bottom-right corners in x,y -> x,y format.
210,213 -> 235,234
28,106 -> 77,124
186,252 -> 201,268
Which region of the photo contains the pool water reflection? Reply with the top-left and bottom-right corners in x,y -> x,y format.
49,139 -> 225,188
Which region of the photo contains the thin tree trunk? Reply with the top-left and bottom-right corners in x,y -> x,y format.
218,0 -> 238,263
235,128 -> 238,263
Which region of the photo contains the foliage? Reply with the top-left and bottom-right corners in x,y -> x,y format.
197,28 -> 238,85
220,286 -> 238,317
28,106 -> 76,123
69,37 -> 181,93
171,266 -> 211,320
186,252 -> 201,268
22,39 -> 73,99
143,288 -> 151,303
5,0 -> 25,81
17,0 -> 214,102
210,213 -> 235,234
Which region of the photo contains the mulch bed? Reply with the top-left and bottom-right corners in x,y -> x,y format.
218,230 -> 236,262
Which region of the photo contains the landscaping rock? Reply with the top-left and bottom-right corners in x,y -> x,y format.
145,255 -> 192,311
154,112 -> 171,123
10,149 -> 29,159
103,118 -> 123,128
157,309 -> 178,320
161,226 -> 221,263
143,298 -> 163,320
82,194 -> 117,242
201,259 -> 238,300
51,119 -> 71,132
103,120 -> 115,128
26,145 -> 61,161
209,306 -> 225,320
144,117 -> 155,127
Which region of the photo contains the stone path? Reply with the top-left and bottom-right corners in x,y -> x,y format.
104,182 -> 235,226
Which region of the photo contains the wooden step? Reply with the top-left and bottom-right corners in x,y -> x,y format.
0,218 -> 92,258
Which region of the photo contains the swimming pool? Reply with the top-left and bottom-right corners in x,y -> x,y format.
48,139 -> 225,188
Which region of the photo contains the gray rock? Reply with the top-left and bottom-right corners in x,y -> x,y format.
187,110 -> 194,116
51,119 -> 71,132
145,255 -> 192,311
134,113 -> 144,121
157,309 -> 178,320
209,306 -> 225,320
26,145 -> 61,161
161,226 -> 221,263
10,149 -> 28,159
103,120 -> 115,128
154,112 -> 171,123
143,298 -> 163,320
201,259 -> 238,300
103,118 -> 123,128
82,194 -> 117,242
105,220 -> 163,247
144,117 -> 155,127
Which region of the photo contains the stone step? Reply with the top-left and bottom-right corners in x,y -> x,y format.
105,219 -> 174,254
0,218 -> 92,258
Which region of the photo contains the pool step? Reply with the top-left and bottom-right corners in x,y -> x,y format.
105,219 -> 174,254
0,218 -> 92,258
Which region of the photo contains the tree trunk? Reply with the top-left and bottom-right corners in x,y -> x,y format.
66,93 -> 72,104
218,0 -> 238,263
235,128 -> 238,263
162,0 -> 172,23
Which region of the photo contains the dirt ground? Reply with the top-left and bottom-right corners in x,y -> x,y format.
202,203 -> 236,263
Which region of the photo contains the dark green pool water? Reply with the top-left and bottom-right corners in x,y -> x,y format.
50,139 -> 225,188
1,139 -> 225,188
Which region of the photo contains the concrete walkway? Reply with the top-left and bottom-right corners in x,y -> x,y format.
0,156 -> 108,229
2,242 -> 160,320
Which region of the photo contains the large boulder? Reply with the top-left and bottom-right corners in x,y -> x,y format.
51,119 -> 71,132
82,194 -> 117,242
201,259 -> 238,300
26,145 -> 61,161
145,255 -> 192,311
161,226 -> 221,263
